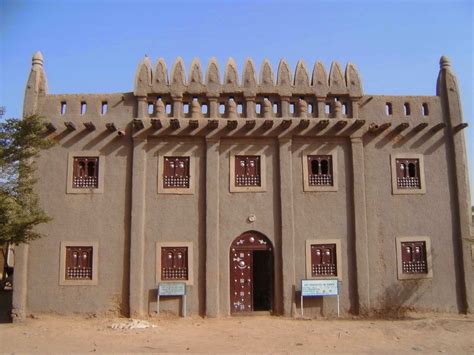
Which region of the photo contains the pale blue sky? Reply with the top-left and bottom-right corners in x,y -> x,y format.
1,0 -> 473,198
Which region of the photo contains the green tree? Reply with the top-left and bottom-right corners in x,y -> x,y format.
0,114 -> 54,244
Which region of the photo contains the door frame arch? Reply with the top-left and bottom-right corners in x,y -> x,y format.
229,231 -> 274,314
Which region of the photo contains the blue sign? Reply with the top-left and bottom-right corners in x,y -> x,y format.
158,282 -> 186,296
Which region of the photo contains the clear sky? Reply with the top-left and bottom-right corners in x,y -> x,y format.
1,0 -> 473,198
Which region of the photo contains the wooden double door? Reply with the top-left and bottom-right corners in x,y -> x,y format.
230,231 -> 273,314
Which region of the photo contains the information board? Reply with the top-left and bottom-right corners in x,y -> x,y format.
300,279 -> 340,317
301,279 -> 339,296
158,282 -> 186,296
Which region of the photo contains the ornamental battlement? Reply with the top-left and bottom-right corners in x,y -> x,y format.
24,52 -> 463,137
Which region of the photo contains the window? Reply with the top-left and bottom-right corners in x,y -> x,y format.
391,154 -> 426,194
422,103 -> 429,116
67,151 -> 105,194
307,155 -> 333,186
302,147 -> 338,192
60,241 -> 98,285
161,246 -> 188,281
396,158 -> 420,189
73,157 -> 99,188
229,148 -> 267,193
396,237 -> 432,280
157,148 -> 196,194
310,243 -> 337,277
404,103 -> 411,116
163,156 -> 190,189
235,155 -> 261,187
65,246 -> 93,280
305,239 -> 342,280
156,242 -> 194,285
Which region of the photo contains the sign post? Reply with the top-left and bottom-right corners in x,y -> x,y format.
157,283 -> 187,317
301,279 -> 340,317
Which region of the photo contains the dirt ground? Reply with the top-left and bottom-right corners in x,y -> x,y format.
1,313 -> 474,353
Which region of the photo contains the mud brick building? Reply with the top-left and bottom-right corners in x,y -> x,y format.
12,52 -> 473,318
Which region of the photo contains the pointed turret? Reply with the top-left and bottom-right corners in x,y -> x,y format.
259,59 -> 274,89
133,55 -> 152,96
328,61 -> 348,94
23,51 -> 48,116
152,58 -> 169,93
345,62 -> 363,97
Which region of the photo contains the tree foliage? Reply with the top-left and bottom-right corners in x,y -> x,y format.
0,115 -> 54,244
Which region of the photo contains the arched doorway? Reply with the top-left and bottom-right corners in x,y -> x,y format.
229,231 -> 273,314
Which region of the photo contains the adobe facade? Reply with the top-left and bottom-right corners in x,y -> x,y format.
12,52 -> 473,319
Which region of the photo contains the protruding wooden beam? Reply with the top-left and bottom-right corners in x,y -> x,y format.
45,122 -> 56,132
454,122 -> 468,131
170,119 -> 180,129
414,122 -> 428,132
299,119 -> 309,129
335,120 -> 348,130
151,119 -> 162,129
316,119 -> 329,129
132,119 -> 144,130
64,121 -> 76,131
226,120 -> 238,130
262,120 -> 274,130
189,120 -> 199,129
84,122 -> 96,131
395,122 -> 409,132
352,119 -> 366,128
431,122 -> 446,132
280,119 -> 292,130
106,122 -> 117,132
368,122 -> 391,133
207,120 -> 219,130
245,120 -> 256,130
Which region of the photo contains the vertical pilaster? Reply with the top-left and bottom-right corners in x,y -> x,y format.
350,136 -> 370,314
280,96 -> 290,118
172,96 -> 183,118
11,244 -> 29,321
351,99 -> 360,119
205,138 -> 220,316
137,97 -> 147,119
129,138 -> 147,317
278,137 -> 296,315
316,98 -> 326,118
208,97 -> 218,118
437,56 -> 473,313
245,97 -> 255,118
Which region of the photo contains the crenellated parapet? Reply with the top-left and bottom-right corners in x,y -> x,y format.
23,53 -> 468,140
133,56 -> 364,119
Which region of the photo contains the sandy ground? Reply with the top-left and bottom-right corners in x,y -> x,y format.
1,313 -> 474,353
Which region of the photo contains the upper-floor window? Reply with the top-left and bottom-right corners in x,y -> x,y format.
235,155 -> 261,187
391,154 -> 426,195
163,156 -> 190,189
307,155 -> 333,186
395,158 -> 420,189
73,157 -> 99,189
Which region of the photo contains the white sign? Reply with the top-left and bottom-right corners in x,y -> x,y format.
301,279 -> 338,296
158,283 -> 186,296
